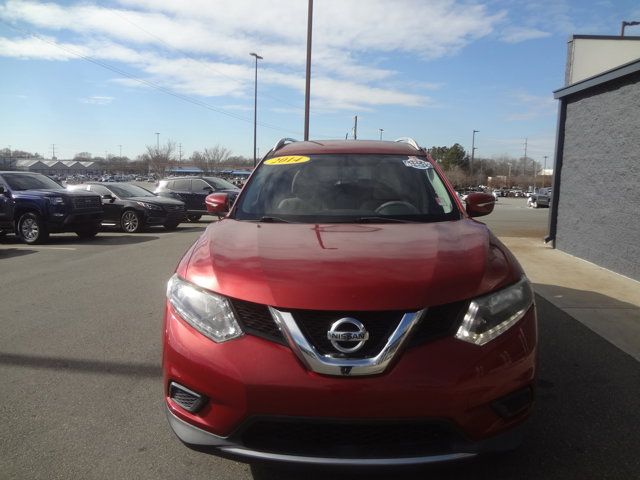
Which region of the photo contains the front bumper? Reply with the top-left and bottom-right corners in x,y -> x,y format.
47,211 -> 103,232
166,406 -> 528,466
163,303 -> 537,464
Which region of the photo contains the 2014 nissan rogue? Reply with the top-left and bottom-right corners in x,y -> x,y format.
162,138 -> 537,466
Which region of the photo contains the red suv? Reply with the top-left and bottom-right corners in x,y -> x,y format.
163,138 -> 537,466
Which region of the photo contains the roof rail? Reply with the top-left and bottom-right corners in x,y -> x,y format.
394,137 -> 421,151
271,137 -> 298,153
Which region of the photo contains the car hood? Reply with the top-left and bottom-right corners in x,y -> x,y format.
14,189 -> 98,198
179,219 -> 523,311
126,196 -> 184,206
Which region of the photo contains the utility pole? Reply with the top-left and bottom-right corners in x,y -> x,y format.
379,128 -> 384,140
353,115 -> 358,140
51,144 -> 56,160
523,138 -> 528,176
178,143 -> 182,163
508,163 -> 512,187
303,0 -> 313,141
470,130 -> 479,178
7,145 -> 11,170
543,155 -> 548,187
250,52 -> 263,167
155,132 -> 160,150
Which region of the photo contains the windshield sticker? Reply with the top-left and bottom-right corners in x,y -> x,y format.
403,157 -> 432,170
264,155 -> 310,165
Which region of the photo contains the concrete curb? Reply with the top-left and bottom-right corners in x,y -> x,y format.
500,236 -> 640,362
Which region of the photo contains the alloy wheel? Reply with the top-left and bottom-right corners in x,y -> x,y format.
20,217 -> 39,242
122,211 -> 140,232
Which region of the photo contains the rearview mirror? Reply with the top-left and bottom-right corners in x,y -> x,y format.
465,192 -> 495,218
205,192 -> 229,215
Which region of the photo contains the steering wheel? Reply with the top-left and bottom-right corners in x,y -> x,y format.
375,201 -> 420,215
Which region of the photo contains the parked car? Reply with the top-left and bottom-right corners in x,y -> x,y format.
68,182 -> 185,232
0,171 -> 103,244
527,187 -> 552,208
162,138 -> 537,466
154,176 -> 240,222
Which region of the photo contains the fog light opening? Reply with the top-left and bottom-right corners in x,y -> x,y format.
169,382 -> 207,413
491,387 -> 533,419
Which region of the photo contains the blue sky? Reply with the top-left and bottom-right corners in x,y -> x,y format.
1,0 -> 639,162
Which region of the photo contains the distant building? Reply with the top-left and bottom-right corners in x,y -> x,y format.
16,160 -> 99,176
549,35 -> 640,281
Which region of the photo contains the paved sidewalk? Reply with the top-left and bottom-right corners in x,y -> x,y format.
501,237 -> 640,362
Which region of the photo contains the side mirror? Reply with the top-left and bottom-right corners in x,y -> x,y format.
205,192 -> 229,215
0,186 -> 5,195
465,192 -> 495,218
203,186 -> 214,193
101,194 -> 116,203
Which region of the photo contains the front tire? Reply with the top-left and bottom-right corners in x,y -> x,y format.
163,221 -> 180,231
121,210 -> 143,233
18,212 -> 49,244
75,226 -> 99,239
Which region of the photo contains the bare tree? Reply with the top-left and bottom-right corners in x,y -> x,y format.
146,140 -> 176,174
203,145 -> 231,173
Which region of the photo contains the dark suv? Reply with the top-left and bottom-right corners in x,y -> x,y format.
155,176 -> 240,222
0,171 -> 103,244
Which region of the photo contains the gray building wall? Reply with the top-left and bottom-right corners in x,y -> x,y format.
556,73 -> 640,281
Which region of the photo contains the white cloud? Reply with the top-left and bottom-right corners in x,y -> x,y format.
79,95 -> 114,105
506,92 -> 557,121
0,0 -> 503,110
500,27 -> 551,43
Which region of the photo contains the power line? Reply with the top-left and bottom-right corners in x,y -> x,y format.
110,9 -> 304,112
0,20 -> 308,137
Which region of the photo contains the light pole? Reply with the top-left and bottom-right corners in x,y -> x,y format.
250,52 -> 263,167
543,155 -> 548,188
155,132 -> 160,150
379,128 -> 384,140
470,129 -> 479,178
303,0 -> 313,141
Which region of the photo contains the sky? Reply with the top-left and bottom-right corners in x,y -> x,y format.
0,0 -> 639,163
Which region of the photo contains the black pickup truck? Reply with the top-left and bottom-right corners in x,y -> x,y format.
0,171 -> 103,244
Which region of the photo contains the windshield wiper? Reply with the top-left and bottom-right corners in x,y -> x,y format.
258,216 -> 291,223
354,217 -> 419,224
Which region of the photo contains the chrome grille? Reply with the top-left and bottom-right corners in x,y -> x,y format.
165,204 -> 185,212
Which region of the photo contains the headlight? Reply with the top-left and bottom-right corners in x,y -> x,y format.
455,277 -> 533,346
166,275 -> 243,343
136,201 -> 163,210
48,196 -> 65,205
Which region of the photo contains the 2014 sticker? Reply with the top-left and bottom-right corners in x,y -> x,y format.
264,155 -> 311,165
403,157 -> 432,170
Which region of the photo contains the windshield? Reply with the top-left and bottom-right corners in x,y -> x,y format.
108,184 -> 156,198
234,154 -> 459,223
203,177 -> 237,190
2,173 -> 62,191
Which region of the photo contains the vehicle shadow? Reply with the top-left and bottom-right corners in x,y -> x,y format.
0,247 -> 37,259
0,352 -> 161,378
250,294 -> 640,480
0,233 -> 160,246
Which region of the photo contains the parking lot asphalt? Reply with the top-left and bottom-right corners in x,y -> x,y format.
1,199 -> 638,479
